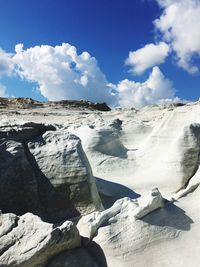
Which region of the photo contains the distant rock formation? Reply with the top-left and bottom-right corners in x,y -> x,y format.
0,97 -> 111,111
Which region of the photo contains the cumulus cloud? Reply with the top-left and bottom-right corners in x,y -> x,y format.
125,42 -> 170,75
13,43 -> 116,104
0,43 -> 180,108
0,49 -> 14,77
125,0 -> 200,75
154,0 -> 200,74
114,66 -> 177,108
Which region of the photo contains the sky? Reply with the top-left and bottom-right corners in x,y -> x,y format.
0,0 -> 200,107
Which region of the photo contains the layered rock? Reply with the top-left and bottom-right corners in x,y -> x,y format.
77,189 -> 194,267
1,101 -> 200,267
28,129 -> 102,218
0,122 -> 101,222
0,97 -> 111,111
77,188 -> 165,240
0,212 -> 80,267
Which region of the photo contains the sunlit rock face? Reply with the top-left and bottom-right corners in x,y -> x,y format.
73,103 -> 200,199
0,99 -> 200,267
0,122 -> 102,223
0,212 -> 80,267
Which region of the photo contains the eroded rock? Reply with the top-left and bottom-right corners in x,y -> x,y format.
77,188 -> 165,240
28,130 -> 102,217
0,122 -> 102,222
0,122 -> 56,141
0,212 -> 80,267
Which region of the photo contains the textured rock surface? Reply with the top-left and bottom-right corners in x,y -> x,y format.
0,212 -> 80,267
77,188 -> 165,240
77,189 -> 195,267
28,130 -> 102,217
0,97 -> 111,111
1,100 -> 200,266
0,122 -> 101,222
0,122 -> 55,141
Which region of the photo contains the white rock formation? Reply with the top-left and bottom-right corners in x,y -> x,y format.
0,122 -> 102,222
77,188 -> 164,240
0,212 -> 80,267
28,129 -> 102,216
1,100 -> 200,266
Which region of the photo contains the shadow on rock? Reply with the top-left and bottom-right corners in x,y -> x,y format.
95,177 -> 140,209
24,141 -> 80,223
45,247 -> 103,267
0,137 -> 80,224
142,200 -> 194,231
82,237 -> 108,267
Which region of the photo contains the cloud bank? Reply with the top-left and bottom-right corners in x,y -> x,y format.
13,43 -> 116,104
0,43 -> 178,107
125,42 -> 170,75
115,66 -> 177,108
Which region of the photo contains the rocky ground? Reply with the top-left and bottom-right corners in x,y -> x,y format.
0,98 -> 200,267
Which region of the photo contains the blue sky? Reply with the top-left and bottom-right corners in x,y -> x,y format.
0,0 -> 200,106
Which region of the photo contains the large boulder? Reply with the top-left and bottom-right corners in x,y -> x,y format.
0,212 -> 80,267
0,122 -> 101,222
28,130 -> 102,217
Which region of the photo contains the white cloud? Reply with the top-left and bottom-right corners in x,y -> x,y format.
13,43 -> 117,104
115,66 -> 177,108
0,43 -> 180,108
154,0 -> 200,74
0,49 -> 14,77
125,42 -> 170,75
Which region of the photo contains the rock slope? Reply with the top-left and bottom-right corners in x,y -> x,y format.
0,99 -> 200,267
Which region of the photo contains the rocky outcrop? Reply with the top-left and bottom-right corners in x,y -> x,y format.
46,100 -> 111,111
77,189 -> 193,267
0,97 -> 111,111
0,212 -> 80,267
1,102 -> 200,267
0,122 -> 101,222
0,97 -> 43,109
178,123 -> 200,188
28,129 -> 102,218
0,122 -> 56,141
77,188 -> 165,240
